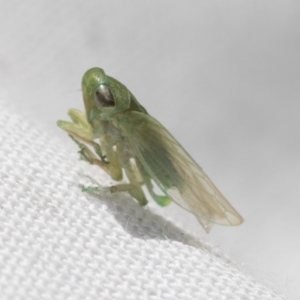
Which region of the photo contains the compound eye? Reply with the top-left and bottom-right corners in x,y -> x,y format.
94,85 -> 115,107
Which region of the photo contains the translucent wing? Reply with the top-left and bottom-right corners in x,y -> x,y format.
118,111 -> 244,232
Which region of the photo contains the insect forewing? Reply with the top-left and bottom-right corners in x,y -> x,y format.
117,111 -> 243,232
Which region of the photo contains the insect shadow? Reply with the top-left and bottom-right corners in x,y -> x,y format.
86,190 -> 229,261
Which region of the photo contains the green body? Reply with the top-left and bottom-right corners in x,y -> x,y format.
57,68 -> 243,233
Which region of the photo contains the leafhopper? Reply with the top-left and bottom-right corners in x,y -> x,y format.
57,68 -> 243,232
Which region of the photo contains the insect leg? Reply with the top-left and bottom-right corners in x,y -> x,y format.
136,159 -> 172,207
82,183 -> 146,204
83,146 -> 147,206
119,159 -> 148,206
99,135 -> 123,181
71,136 -> 110,174
57,109 -> 107,163
68,133 -> 108,164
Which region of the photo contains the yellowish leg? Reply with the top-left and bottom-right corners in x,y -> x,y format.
136,159 -> 172,207
82,183 -> 147,206
58,109 -> 147,205
123,161 -> 148,206
73,136 -> 110,174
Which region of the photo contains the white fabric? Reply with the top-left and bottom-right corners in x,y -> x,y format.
0,97 -> 285,300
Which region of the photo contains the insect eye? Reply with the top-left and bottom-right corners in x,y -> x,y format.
94,85 -> 115,107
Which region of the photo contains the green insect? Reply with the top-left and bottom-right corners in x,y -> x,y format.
57,67 -> 243,233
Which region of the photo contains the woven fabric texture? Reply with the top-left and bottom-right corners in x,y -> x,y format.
0,97 -> 285,300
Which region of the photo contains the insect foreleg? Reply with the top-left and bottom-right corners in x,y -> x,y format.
71,136 -> 110,174
68,134 -> 108,164
57,109 -> 107,163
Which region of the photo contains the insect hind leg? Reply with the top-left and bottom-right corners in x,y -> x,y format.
82,183 -> 148,206
135,160 -> 172,207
